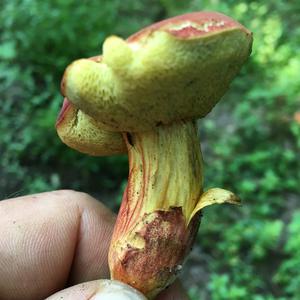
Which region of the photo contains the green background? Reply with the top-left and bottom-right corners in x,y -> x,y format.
1,0 -> 299,299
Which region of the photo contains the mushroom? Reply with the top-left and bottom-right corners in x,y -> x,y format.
56,11 -> 252,299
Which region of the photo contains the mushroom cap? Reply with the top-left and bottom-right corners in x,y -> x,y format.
56,98 -> 126,156
62,11 -> 253,132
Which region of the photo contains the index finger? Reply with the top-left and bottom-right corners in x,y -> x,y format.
0,190 -> 115,300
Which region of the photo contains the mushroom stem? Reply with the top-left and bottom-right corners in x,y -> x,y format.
109,120 -> 240,298
109,120 -> 204,298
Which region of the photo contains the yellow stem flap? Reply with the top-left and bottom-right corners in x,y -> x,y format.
188,188 -> 241,225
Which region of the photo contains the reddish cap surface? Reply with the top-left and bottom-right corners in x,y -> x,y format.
128,11 -> 250,42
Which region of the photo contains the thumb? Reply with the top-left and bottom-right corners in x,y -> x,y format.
46,279 -> 147,300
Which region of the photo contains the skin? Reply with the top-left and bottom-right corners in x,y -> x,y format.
0,190 -> 188,300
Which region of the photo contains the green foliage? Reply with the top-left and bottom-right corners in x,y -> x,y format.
274,211 -> 300,296
188,1 -> 299,298
0,0 -> 161,200
1,0 -> 299,298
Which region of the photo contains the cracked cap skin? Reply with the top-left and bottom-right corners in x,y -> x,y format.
56,98 -> 126,156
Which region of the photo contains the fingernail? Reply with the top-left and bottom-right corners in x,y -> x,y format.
90,280 -> 147,300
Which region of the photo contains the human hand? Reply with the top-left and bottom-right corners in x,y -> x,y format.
0,190 -> 189,299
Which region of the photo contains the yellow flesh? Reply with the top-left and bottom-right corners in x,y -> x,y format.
57,105 -> 126,156
64,28 -> 252,132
